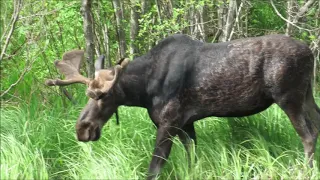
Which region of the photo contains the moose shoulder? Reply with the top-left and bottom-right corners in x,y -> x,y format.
46,34 -> 320,179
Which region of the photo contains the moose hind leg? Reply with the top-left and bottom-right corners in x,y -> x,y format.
177,123 -> 197,151
276,90 -> 320,167
302,87 -> 320,165
177,123 -> 197,165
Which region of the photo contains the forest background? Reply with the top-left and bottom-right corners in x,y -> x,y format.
1,0 -> 320,179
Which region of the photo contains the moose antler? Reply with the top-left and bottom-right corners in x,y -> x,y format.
45,50 -> 130,100
45,50 -> 91,86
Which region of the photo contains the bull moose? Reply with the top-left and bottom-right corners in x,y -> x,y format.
46,34 -> 320,179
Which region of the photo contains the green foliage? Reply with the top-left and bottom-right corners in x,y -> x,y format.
138,4 -> 187,48
249,1 -> 285,35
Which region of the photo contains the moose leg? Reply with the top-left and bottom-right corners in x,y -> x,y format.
147,99 -> 182,180
177,123 -> 197,164
178,123 -> 197,147
301,87 -> 320,166
147,125 -> 177,180
276,89 -> 320,167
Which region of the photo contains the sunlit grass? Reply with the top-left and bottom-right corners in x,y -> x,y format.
1,96 -> 320,179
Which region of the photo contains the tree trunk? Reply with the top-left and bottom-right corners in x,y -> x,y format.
113,0 -> 127,58
155,0 -> 162,24
285,0 -> 316,36
162,0 -> 173,19
141,0 -> 150,14
130,0 -> 139,58
103,24 -> 111,67
189,3 -> 207,41
188,1 -> 195,36
93,2 -> 104,57
215,0 -> 227,42
221,0 -> 237,42
293,0 -> 315,23
285,0 -> 296,36
243,1 -> 249,37
140,0 -> 153,51
80,0 -> 95,78
96,1 -> 111,67
228,1 -> 244,41
198,5 -> 207,41
0,0 -> 22,61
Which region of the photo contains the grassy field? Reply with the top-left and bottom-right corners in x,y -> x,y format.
1,92 -> 320,179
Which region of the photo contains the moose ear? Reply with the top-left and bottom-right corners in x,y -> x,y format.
118,58 -> 130,68
116,58 -> 130,67
95,55 -> 105,71
86,65 -> 122,100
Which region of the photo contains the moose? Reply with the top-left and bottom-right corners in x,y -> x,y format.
46,34 -> 320,179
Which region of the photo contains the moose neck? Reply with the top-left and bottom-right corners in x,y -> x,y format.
114,55 -> 151,108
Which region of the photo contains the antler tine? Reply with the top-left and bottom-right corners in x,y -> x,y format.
45,50 -> 91,86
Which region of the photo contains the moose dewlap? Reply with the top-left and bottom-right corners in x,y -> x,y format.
46,34 -> 320,180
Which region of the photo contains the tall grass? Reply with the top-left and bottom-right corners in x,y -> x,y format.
1,93 -> 320,179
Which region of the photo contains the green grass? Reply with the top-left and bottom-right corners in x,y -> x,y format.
1,95 -> 320,179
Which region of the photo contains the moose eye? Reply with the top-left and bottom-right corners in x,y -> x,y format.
79,111 -> 89,121
97,93 -> 106,100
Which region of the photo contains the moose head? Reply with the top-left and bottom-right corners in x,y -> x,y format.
46,50 -> 129,141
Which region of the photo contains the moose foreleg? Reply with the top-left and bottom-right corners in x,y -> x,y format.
147,126 -> 177,180
147,99 -> 182,180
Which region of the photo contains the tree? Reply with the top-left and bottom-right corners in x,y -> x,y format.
81,0 -> 95,78
220,0 -> 237,42
113,0 -> 127,58
188,1 -> 207,41
130,0 -> 139,58
0,0 -> 22,61
285,0 -> 316,36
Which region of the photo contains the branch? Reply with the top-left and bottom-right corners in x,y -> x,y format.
221,0 -> 237,42
1,39 -> 27,61
0,11 -> 14,43
294,0 -> 315,22
0,0 -> 22,61
0,32 -> 50,98
270,0 -> 316,33
228,1 -> 244,41
19,1 -> 77,20
0,59 -> 35,98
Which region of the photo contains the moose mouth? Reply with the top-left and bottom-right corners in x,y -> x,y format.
77,124 -> 101,142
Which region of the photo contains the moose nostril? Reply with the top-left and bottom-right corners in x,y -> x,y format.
92,127 -> 101,141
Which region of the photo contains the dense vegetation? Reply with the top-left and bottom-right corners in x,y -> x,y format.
1,0 -> 319,179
